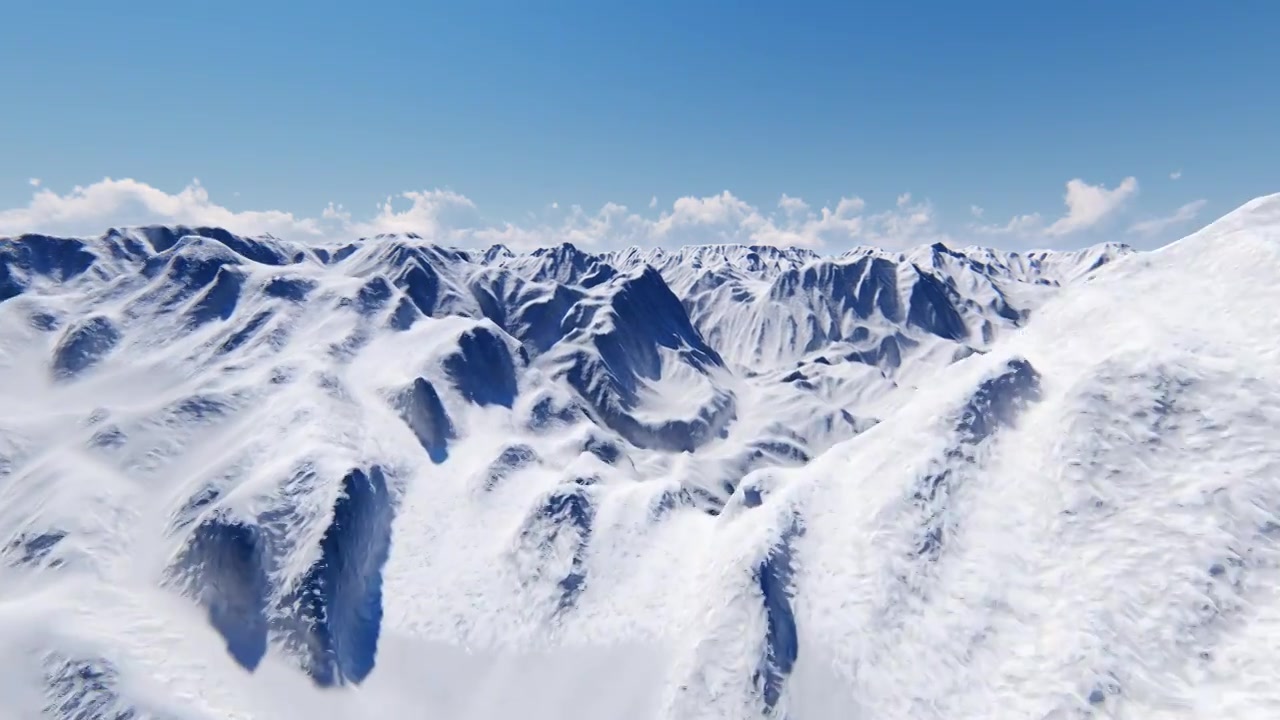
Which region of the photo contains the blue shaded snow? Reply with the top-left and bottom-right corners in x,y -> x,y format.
517,486 -> 595,612
442,327 -> 518,408
217,310 -> 274,355
43,656 -> 143,720
955,357 -> 1042,443
392,377 -> 454,463
753,519 -> 802,715
277,466 -> 395,686
180,519 -> 271,671
482,444 -> 539,491
0,234 -> 98,292
906,271 -> 968,341
3,529 -> 65,567
185,267 -> 244,326
52,316 -> 120,379
914,357 -> 1042,560
262,275 -> 315,302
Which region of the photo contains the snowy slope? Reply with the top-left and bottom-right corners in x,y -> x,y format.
0,196 -> 1274,719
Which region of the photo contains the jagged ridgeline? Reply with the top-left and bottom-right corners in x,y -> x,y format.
0,222 -> 1151,717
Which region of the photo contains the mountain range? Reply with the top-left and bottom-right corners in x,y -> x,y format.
1,194 -> 1277,719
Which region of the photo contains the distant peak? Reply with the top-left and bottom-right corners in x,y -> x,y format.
483,243 -> 514,263
532,241 -> 584,256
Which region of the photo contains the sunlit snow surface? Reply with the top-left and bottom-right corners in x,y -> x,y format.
1,196 -> 1278,718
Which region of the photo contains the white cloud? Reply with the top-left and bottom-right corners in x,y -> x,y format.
974,213 -> 1043,236
659,191 -> 758,230
969,205 -> 984,219
1127,199 -> 1207,237
0,177 -> 325,240
975,176 -> 1139,239
778,194 -> 809,216
867,196 -> 943,245
1170,170 -> 1182,180
28,178 -> 40,187
648,196 -> 657,209
0,176 -> 962,251
353,190 -> 481,239
1044,177 -> 1139,236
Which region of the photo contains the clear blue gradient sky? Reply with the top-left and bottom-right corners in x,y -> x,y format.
1,0 -> 1276,249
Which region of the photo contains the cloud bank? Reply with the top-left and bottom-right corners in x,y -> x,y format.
0,174 -> 1198,250
0,178 -> 946,251
0,178 -> 326,241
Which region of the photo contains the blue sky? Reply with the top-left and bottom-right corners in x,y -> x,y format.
1,0 -> 1276,250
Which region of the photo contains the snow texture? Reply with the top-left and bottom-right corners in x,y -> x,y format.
1,195 -> 1278,718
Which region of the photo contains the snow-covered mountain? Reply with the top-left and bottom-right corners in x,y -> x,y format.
1,195 -> 1277,719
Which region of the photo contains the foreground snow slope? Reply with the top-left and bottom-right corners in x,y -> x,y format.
0,195 -> 1276,718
